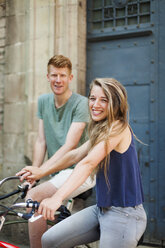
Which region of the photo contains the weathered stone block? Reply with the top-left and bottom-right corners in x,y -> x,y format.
26,101 -> 38,132
0,66 -> 5,75
27,2 -> 55,42
0,129 -> 3,157
24,131 -> 37,160
0,2 -> 5,18
0,38 -> 5,46
24,71 -> 50,103
0,27 -> 5,38
0,101 -> 3,111
0,115 -> 3,125
28,38 -> 51,74
6,14 -> 26,45
3,133 -> 24,163
35,73 -> 51,97
77,69 -> 86,95
78,38 -> 86,70
55,37 -> 68,55
0,17 -> 5,28
0,102 -> 3,126
34,6 -> 54,39
0,0 -> 5,4
0,86 -> 4,99
34,38 -> 53,72
5,73 -> 25,102
4,103 -> 25,133
2,162 -> 21,178
6,0 -> 27,16
35,0 -> 55,8
5,43 -> 26,74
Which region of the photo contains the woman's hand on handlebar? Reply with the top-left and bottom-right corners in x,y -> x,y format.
38,196 -> 62,221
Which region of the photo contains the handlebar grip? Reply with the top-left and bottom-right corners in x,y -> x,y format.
26,200 -> 39,209
10,200 -> 40,209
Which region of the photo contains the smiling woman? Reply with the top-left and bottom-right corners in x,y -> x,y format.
89,85 -> 109,122
17,78 -> 147,248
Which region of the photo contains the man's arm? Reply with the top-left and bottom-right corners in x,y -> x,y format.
19,140 -> 90,182
32,119 -> 47,167
40,121 -> 86,169
17,121 -> 87,181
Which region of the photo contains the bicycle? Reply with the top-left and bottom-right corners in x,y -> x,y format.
0,176 -> 73,248
0,176 -> 144,248
0,176 -> 93,248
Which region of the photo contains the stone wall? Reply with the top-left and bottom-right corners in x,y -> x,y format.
1,0 -> 87,175
0,0 -> 87,245
54,0 -> 87,94
0,0 -> 5,175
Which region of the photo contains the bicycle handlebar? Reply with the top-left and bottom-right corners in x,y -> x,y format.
0,176 -> 71,229
11,200 -> 40,210
0,176 -> 20,187
0,181 -> 29,201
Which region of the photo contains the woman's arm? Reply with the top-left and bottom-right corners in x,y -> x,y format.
38,127 -> 128,220
17,141 -> 90,182
38,140 -> 108,220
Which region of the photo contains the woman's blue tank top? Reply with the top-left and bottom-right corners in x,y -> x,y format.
96,133 -> 144,207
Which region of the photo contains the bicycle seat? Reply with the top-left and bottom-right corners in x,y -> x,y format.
73,188 -> 93,200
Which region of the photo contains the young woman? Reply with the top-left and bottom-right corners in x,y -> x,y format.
20,78 -> 147,248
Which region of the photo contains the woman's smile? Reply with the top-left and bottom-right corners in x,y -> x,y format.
89,85 -> 108,121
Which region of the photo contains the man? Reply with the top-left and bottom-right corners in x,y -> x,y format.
20,55 -> 95,248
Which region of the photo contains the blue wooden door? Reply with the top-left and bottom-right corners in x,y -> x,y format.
86,0 -> 165,243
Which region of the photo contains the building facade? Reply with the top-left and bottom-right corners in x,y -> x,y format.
0,0 -> 87,244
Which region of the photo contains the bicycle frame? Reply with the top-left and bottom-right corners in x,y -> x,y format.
0,241 -> 19,248
0,176 -> 71,247
0,176 -> 40,247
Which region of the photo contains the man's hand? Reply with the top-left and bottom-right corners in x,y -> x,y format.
38,196 -> 62,220
16,166 -> 44,182
16,168 -> 32,181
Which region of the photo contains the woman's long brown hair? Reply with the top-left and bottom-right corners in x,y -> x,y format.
88,78 -> 129,184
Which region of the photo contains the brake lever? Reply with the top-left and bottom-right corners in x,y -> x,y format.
18,184 -> 29,199
29,214 -> 43,222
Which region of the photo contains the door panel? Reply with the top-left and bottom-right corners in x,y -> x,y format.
86,0 -> 163,243
87,36 -> 152,92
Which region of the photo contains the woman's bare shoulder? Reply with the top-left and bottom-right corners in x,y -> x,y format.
113,125 -> 132,153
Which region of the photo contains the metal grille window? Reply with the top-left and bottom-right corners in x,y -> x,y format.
89,0 -> 151,30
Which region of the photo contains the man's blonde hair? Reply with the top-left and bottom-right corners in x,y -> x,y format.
47,55 -> 72,73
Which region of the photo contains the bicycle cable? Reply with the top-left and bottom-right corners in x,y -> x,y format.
0,204 -> 18,217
